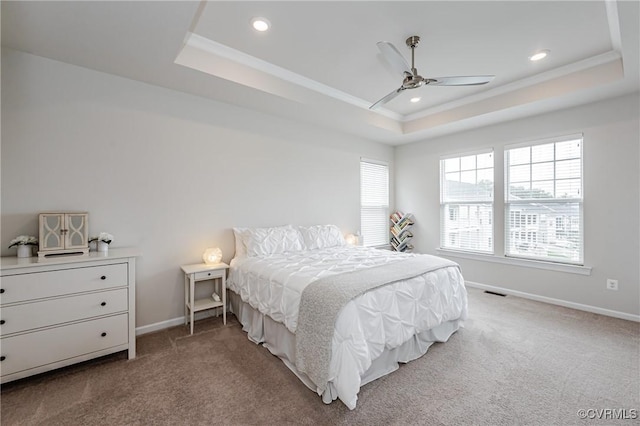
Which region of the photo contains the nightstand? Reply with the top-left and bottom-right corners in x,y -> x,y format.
181,262 -> 229,335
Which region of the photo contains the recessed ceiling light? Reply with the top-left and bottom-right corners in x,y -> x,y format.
410,97 -> 421,103
529,49 -> 550,62
251,17 -> 270,32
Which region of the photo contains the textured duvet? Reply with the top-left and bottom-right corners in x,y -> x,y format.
227,245 -> 468,409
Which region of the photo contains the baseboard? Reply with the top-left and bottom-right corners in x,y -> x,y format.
135,310 -> 224,336
466,281 -> 640,322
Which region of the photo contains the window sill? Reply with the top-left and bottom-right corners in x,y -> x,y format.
436,249 -> 592,276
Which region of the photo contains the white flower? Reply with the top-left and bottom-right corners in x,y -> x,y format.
90,232 -> 114,244
8,235 -> 38,248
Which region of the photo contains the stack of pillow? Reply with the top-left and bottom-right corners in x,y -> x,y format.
233,225 -> 347,258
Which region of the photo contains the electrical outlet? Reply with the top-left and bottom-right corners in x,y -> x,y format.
606,279 -> 619,291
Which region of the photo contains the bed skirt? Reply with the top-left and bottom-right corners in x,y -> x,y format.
228,290 -> 462,407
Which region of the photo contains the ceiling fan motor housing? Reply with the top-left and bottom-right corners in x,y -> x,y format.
403,75 -> 425,89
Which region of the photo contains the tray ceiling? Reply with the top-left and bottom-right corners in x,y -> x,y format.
2,1 -> 638,144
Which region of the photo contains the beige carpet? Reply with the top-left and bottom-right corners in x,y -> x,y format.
1,287 -> 638,425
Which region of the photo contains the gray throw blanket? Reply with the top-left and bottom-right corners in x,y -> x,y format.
294,254 -> 458,392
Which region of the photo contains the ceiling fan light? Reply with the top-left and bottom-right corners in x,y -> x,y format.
529,50 -> 549,62
251,17 -> 270,32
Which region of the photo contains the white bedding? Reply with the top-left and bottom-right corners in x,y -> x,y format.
227,245 -> 468,409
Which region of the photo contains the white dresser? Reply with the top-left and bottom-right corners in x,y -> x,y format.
0,248 -> 138,383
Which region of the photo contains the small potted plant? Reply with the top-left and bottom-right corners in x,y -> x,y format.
8,235 -> 38,258
89,232 -> 113,253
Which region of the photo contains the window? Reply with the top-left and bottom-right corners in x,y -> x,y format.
440,151 -> 494,253
360,159 -> 389,247
505,136 -> 583,264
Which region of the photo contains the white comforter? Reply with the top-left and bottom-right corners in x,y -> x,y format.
227,245 -> 467,409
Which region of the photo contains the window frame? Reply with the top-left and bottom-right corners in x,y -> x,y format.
439,149 -> 495,254
504,134 -> 584,265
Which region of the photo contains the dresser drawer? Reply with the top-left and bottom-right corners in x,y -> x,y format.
0,288 -> 128,335
0,263 -> 127,305
0,314 -> 128,377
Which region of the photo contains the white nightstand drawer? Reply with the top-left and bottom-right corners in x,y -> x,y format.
0,288 -> 128,335
0,313 -> 128,377
194,270 -> 224,281
0,263 -> 127,305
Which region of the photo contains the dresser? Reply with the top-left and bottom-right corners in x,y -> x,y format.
0,248 -> 138,383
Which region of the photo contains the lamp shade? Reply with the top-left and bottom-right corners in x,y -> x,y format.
202,247 -> 222,265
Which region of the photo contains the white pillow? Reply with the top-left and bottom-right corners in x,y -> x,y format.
298,225 -> 346,250
232,227 -> 251,258
243,225 -> 303,257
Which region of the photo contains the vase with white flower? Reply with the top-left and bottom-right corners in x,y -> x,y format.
8,235 -> 39,258
89,232 -> 113,253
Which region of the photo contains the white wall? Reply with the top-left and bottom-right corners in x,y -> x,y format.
1,49 -> 394,327
3,47 -> 637,325
396,93 -> 640,317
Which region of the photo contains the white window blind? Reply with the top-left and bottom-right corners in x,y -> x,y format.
440,151 -> 494,253
505,136 -> 583,264
361,160 -> 389,247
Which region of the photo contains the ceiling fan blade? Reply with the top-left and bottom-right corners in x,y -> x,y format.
370,87 -> 405,110
428,75 -> 495,86
377,41 -> 412,77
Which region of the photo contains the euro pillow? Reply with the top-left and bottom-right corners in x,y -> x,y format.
243,225 -> 303,257
298,225 -> 346,250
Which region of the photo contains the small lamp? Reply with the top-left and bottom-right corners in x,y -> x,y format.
202,247 -> 222,265
345,233 -> 359,246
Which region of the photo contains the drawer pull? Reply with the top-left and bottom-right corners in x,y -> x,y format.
101,332 -> 107,337
208,273 -> 211,276
100,276 -> 107,280
101,302 -> 107,306
0,320 -> 5,325
0,356 -> 5,362
0,289 -> 4,294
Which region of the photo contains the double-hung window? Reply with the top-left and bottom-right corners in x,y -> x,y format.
360,159 -> 389,247
505,135 -> 583,264
440,151 -> 494,253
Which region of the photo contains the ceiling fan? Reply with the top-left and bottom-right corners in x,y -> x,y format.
370,35 -> 495,110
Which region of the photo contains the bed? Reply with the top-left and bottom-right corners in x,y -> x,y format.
227,224 -> 467,410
